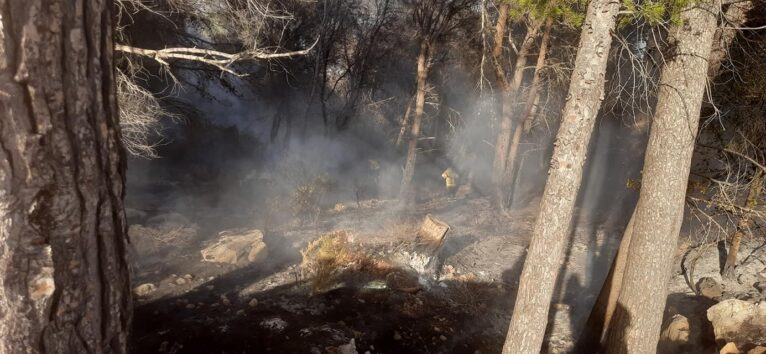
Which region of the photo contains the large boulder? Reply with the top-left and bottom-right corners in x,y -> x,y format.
201,229 -> 268,265
707,299 -> 766,348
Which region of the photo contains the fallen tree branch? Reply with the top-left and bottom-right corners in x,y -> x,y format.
115,38 -> 319,76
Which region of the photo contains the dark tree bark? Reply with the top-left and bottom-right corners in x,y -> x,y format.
502,0 -> 620,352
0,0 -> 131,353
604,1 -> 721,352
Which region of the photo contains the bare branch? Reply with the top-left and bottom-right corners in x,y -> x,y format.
115,38 -> 319,76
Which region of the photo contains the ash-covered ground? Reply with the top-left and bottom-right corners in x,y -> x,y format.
125,170 -> 628,354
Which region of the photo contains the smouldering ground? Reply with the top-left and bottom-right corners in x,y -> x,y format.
127,194 -> 627,353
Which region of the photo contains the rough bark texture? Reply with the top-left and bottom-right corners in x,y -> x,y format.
491,3 -> 510,91
604,2 -> 721,353
492,17 -> 541,203
723,169 -> 763,279
501,0 -> 619,352
398,40 -> 431,202
0,0 -> 131,353
582,4 -> 752,349
504,17 -> 553,202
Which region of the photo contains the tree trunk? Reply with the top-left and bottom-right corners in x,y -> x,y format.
723,169 -> 763,279
582,3 -> 752,349
491,3 -> 510,90
395,93 -> 416,147
398,40 -> 431,203
708,1 -> 753,78
502,0 -> 619,352
604,2 -> 721,353
577,211 -> 636,351
503,17 -> 553,205
492,16 -> 541,204
0,1 -> 131,353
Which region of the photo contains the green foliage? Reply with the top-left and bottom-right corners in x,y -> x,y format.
619,0 -> 696,28
507,0 -> 588,27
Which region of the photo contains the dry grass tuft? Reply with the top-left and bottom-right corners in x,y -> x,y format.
300,231 -> 359,293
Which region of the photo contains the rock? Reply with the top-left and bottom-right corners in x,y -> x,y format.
721,342 -> 740,354
183,274 -> 193,280
201,229 -> 268,265
749,346 -> 766,354
249,298 -> 259,307
336,339 -> 358,354
259,317 -> 288,333
393,331 -> 402,340
175,278 -> 187,285
661,314 -> 690,343
707,299 -> 766,348
697,277 -> 723,299
133,283 -> 157,297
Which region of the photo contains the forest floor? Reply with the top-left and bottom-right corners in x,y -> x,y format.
126,191 -> 765,354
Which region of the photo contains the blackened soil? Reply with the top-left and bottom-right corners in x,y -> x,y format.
131,268 -> 515,354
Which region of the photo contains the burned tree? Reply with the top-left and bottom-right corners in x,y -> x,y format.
398,0 -> 474,203
0,0 -> 131,352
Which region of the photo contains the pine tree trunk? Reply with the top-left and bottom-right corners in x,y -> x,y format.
0,1 -> 131,353
398,40 -> 431,203
723,169 -> 763,279
577,211 -> 636,351
582,3 -> 752,349
604,2 -> 721,353
395,93 -> 416,147
504,17 -> 553,205
492,17 -> 541,204
501,0 -> 619,352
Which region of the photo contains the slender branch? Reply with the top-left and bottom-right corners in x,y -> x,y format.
687,195 -> 765,219
115,38 -> 319,76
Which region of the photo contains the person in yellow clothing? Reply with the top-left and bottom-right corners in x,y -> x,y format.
441,167 -> 459,197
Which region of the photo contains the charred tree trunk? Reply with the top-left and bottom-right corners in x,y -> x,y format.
502,0 -> 619,352
398,40 -> 431,203
0,1 -> 131,353
723,169 -> 763,279
604,2 -> 721,352
504,17 -> 553,205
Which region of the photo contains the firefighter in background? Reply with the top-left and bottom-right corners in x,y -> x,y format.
441,167 -> 459,197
